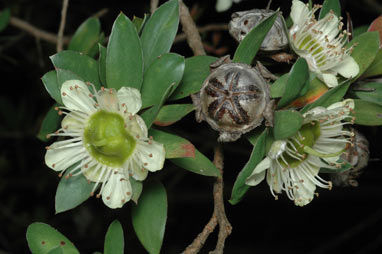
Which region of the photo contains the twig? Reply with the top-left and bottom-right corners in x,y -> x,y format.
8,16 -> 70,44
182,144 -> 232,254
179,0 -> 206,56
57,0 -> 69,52
150,0 -> 159,13
92,8 -> 109,18
174,23 -> 228,44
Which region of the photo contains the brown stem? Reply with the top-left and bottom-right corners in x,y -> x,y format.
57,0 -> 69,52
178,0 -> 206,56
182,144 -> 232,254
150,0 -> 159,13
8,16 -> 70,44
174,23 -> 228,44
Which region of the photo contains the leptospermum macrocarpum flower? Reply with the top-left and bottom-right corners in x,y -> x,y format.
246,99 -> 355,206
289,0 -> 359,88
45,80 -> 165,209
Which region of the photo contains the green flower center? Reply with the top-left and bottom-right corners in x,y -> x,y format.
297,34 -> 326,67
83,110 -> 136,167
280,121 -> 321,168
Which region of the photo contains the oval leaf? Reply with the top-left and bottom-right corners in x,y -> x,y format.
270,73 -> 287,98
106,13 -> 143,90
148,128 -> 195,158
349,82 -> 382,106
367,15 -> 382,47
154,104 -> 195,126
273,110 -> 303,140
104,220 -> 124,254
26,222 -> 79,254
55,170 -> 94,214
230,129 -> 268,205
362,48 -> 382,78
347,31 -> 380,79
132,181 -> 167,254
50,50 -> 101,89
68,17 -> 101,56
170,55 -> 218,100
233,11 -> 279,64
170,150 -> 221,177
353,99 -> 382,126
0,8 -> 10,32
141,53 -> 185,108
37,104 -> 61,142
42,70 -> 62,104
140,0 -> 179,69
56,69 -> 83,88
319,0 -> 341,19
288,78 -> 328,108
277,57 -> 310,108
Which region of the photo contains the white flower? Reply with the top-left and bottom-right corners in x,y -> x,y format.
246,99 -> 355,206
289,0 -> 359,88
216,0 -> 243,12
45,80 -> 165,209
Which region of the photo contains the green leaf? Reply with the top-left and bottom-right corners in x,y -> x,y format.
170,150 -> 221,177
352,99 -> 382,126
319,0 -> 341,19
170,55 -> 218,100
350,82 -> 382,106
353,25 -> 368,38
233,11 -> 278,64
347,31 -> 380,79
362,48 -> 382,78
56,69 -> 83,89
277,57 -> 310,108
106,13 -> 143,90
26,222 -> 79,254
140,0 -> 179,70
141,53 -> 185,108
37,104 -> 61,142
287,77 -> 328,108
98,44 -> 107,86
50,50 -> 101,89
130,178 -> 143,204
301,80 -> 351,114
132,181 -> 167,254
140,82 -> 178,128
42,70 -> 62,105
148,128 -> 195,158
47,247 -> 64,254
230,129 -> 268,205
132,14 -> 149,35
270,73 -> 287,98
104,220 -> 124,254
320,158 -> 353,173
0,8 -> 11,32
154,104 -> 195,126
68,17 -> 101,57
273,110 -> 303,140
55,170 -> 94,214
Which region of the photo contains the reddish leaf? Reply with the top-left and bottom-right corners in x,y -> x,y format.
368,15 -> 382,48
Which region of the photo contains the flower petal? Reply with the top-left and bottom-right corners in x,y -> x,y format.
134,140 -> 165,172
124,114 -> 148,138
245,157 -> 270,186
331,56 -> 359,78
320,13 -> 339,41
61,113 -> 85,132
117,87 -> 142,115
327,98 -> 355,111
291,0 -> 310,28
320,73 -> 338,87
216,0 -> 233,12
97,88 -> 119,112
102,171 -> 132,209
128,158 -> 149,181
45,143 -> 85,171
61,80 -> 96,114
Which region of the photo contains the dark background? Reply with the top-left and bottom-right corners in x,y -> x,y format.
0,0 -> 382,253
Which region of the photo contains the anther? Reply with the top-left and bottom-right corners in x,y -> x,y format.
84,164 -> 88,168
315,192 -> 319,197
121,199 -> 125,203
58,173 -> 63,178
144,162 -> 148,166
96,194 -> 101,198
90,192 -> 94,197
120,178 -> 125,182
136,135 -> 140,139
45,146 -> 50,150
62,92 -> 67,96
54,106 -> 59,111
69,86 -> 73,90
52,163 -> 56,168
328,181 -> 333,190
114,171 -> 118,174
106,196 -> 110,200
101,86 -> 105,91
149,153 -> 153,158
126,192 -> 131,195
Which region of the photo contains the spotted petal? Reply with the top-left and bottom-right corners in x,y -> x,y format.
45,143 -> 85,171
320,73 -> 338,88
102,171 -> 132,209
117,87 -> 142,115
61,80 -> 96,114
134,141 -> 165,172
290,0 -> 310,28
